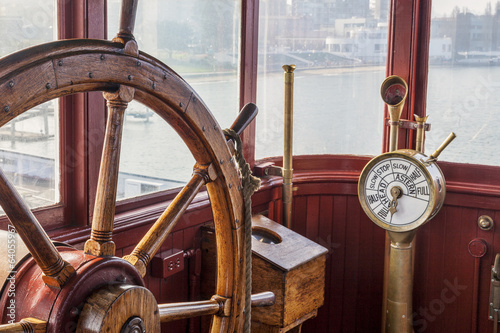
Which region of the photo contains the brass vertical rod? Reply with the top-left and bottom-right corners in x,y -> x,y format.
414,115 -> 428,153
282,64 -> 295,229
389,124 -> 399,152
385,231 -> 416,333
380,76 -> 410,333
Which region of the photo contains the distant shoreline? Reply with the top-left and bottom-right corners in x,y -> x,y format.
181,65 -> 387,83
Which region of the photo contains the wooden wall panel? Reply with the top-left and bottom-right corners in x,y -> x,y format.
293,193 -> 385,333
46,155 -> 500,332
253,156 -> 500,333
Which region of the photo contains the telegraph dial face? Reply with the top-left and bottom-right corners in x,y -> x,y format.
358,150 -> 445,232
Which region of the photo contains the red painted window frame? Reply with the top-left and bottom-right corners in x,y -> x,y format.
50,0 -> 260,234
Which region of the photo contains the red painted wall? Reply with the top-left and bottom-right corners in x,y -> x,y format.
255,155 -> 500,333
53,154 -> 500,332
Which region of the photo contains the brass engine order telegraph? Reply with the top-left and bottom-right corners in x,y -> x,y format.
358,148 -> 448,232
358,75 -> 455,333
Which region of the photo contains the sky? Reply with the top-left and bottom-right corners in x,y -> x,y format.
432,0 -> 498,17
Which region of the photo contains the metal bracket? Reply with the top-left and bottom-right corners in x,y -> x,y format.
386,119 -> 431,131
253,162 -> 283,177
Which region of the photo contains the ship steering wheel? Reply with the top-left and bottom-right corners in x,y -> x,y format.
0,0 -> 260,332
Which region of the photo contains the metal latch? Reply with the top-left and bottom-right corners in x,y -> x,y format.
489,254 -> 500,332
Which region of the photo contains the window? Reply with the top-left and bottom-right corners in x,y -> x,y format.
107,0 -> 241,199
2,0 -> 496,227
427,1 -> 500,165
0,1 -> 58,213
256,0 -> 391,159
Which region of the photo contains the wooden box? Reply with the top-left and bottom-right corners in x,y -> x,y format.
250,214 -> 328,330
200,215 -> 328,332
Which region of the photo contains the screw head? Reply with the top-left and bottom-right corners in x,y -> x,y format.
8,81 -> 14,88
45,83 -> 51,89
478,215 -> 494,231
3,106 -> 10,113
69,307 -> 79,317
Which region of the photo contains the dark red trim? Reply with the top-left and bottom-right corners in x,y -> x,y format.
239,0 -> 259,167
59,0 -> 89,227
384,0 -> 432,152
407,0 -> 432,150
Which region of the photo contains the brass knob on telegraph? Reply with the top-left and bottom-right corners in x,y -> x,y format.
478,215 -> 494,231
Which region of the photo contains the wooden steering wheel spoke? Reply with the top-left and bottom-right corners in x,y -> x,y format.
158,292 -> 275,323
115,0 -> 139,43
84,85 -> 134,257
123,164 -> 215,276
0,168 -> 75,289
0,317 -> 46,333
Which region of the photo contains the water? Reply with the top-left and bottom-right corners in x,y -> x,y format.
118,64 -> 500,180
256,67 -> 386,159
120,64 -> 500,179
1,65 -> 500,207
426,66 -> 500,165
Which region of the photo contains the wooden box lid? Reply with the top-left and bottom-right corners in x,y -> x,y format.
251,214 -> 328,271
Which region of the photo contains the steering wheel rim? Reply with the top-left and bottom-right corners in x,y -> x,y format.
0,39 -> 247,332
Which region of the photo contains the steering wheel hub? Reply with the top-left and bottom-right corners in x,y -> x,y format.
77,284 -> 159,333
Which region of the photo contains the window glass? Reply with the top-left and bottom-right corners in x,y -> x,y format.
0,1 -> 58,213
256,0 -> 391,159
108,0 -> 241,199
427,1 -> 500,165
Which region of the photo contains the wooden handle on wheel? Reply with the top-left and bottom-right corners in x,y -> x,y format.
229,103 -> 258,136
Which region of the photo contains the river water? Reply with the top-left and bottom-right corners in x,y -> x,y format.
111,64 -> 500,182
1,65 -> 499,204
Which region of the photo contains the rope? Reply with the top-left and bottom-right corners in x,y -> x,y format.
223,128 -> 260,333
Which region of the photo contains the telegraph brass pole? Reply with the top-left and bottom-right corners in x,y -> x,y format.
381,76 -> 407,152
414,115 -> 428,154
282,64 -> 295,229
380,76 -> 414,333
